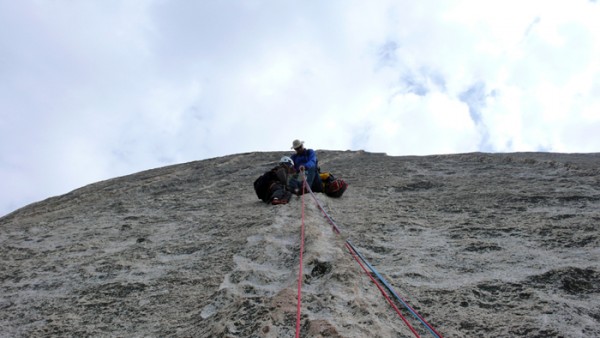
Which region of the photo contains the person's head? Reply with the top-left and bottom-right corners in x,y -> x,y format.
279,156 -> 294,167
291,139 -> 304,153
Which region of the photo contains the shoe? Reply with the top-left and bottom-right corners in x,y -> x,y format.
271,198 -> 287,205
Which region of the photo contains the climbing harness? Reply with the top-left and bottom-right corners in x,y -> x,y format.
297,182 -> 443,338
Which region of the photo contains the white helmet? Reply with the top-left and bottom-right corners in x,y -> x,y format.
279,156 -> 294,166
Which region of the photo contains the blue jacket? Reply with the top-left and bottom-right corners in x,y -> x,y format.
291,149 -> 317,171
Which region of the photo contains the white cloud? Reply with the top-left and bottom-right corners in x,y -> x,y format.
358,91 -> 480,155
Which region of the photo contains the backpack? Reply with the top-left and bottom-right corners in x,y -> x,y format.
254,171 -> 277,202
319,172 -> 348,198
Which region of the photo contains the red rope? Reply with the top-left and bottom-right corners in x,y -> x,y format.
305,184 -> 441,337
294,172 -> 432,337
393,290 -> 444,338
295,169 -> 307,337
344,242 -> 421,338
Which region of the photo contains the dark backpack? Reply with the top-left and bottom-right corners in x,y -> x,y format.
253,171 -> 277,202
319,172 -> 348,198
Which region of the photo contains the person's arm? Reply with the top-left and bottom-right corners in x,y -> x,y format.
275,166 -> 288,184
304,149 -> 317,169
290,154 -> 298,170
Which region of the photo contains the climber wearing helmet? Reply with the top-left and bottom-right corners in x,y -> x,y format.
253,156 -> 298,205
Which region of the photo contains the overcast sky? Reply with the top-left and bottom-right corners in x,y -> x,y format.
1,0 -> 599,216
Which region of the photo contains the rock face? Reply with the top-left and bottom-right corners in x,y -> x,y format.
1,151 -> 599,337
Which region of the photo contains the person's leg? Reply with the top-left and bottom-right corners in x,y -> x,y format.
304,167 -> 317,191
311,169 -> 323,192
287,173 -> 302,194
270,184 -> 289,204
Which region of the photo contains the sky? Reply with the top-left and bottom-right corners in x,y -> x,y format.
1,0 -> 600,216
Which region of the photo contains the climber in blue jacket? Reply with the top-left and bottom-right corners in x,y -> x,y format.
290,139 -> 322,193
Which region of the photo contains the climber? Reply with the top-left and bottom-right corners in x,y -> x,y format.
253,156 -> 297,205
290,139 -> 323,193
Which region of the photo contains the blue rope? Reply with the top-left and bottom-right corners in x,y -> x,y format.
346,240 -> 440,338
305,183 -> 440,337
